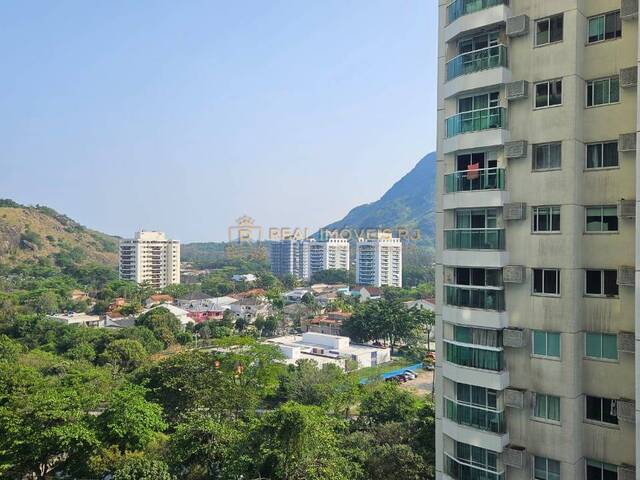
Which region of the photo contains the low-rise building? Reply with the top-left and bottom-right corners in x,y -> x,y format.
402,298 -> 435,311
283,288 -> 311,303
47,312 -> 102,327
229,298 -> 271,322
147,304 -> 192,327
349,286 -> 383,302
267,332 -> 391,370
232,274 -> 257,283
145,294 -> 174,308
301,312 -> 351,336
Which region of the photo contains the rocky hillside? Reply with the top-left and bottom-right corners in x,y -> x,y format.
0,199 -> 119,267
322,152 -> 436,245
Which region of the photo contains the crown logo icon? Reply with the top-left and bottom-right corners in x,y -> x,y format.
236,215 -> 255,226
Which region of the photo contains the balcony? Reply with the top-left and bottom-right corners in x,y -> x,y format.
445,228 -> 504,250
443,169 -> 509,210
444,0 -> 510,43
444,398 -> 505,433
444,45 -> 510,98
445,340 -> 504,372
443,107 -> 509,154
444,454 -> 505,480
444,285 -> 505,311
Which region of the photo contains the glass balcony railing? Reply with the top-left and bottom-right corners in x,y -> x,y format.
446,107 -> 506,138
447,45 -> 508,81
444,398 -> 506,433
447,0 -> 509,25
445,454 -> 505,480
445,168 -> 505,193
445,341 -> 504,371
445,228 -> 504,250
445,285 -> 505,311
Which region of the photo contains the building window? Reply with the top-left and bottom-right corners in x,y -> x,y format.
533,142 -> 561,170
586,77 -> 620,107
588,11 -> 621,44
585,396 -> 618,425
585,270 -> 618,297
534,456 -> 561,480
585,206 -> 618,232
533,394 -> 561,422
533,206 -> 561,233
535,80 -> 562,108
586,459 -> 618,480
586,142 -> 618,169
585,333 -> 618,360
535,14 -> 564,46
455,442 -> 498,473
533,269 -> 560,296
456,383 -> 498,410
533,330 -> 561,358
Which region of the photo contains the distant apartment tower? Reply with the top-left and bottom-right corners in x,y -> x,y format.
271,238 -> 350,281
356,233 -> 402,287
119,231 -> 180,289
436,2 -> 638,480
309,238 -> 350,275
270,239 -> 310,280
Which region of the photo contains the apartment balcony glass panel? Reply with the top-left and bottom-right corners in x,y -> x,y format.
445,341 -> 503,371
446,107 -> 506,138
446,45 -> 507,81
445,454 -> 504,480
445,286 -> 504,310
444,398 -> 505,433
445,229 -> 504,250
447,0 -> 508,25
445,168 -> 505,193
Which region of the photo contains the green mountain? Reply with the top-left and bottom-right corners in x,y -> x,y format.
322,152 -> 436,245
0,199 -> 119,268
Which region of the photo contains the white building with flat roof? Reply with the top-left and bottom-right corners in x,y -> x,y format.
119,230 -> 180,289
267,332 -> 391,370
356,232 -> 402,287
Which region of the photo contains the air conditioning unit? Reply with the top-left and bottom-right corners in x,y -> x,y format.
506,81 -> 529,100
503,328 -> 527,348
504,202 -> 527,221
621,0 -> 638,19
617,266 -> 635,286
617,399 -> 635,423
504,388 -> 525,409
618,133 -> 637,152
503,265 -> 525,283
506,15 -> 529,37
618,199 -> 636,218
618,331 -> 635,354
504,140 -> 528,159
620,66 -> 638,88
503,445 -> 526,469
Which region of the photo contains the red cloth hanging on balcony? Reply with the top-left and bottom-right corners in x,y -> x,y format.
466,162 -> 480,180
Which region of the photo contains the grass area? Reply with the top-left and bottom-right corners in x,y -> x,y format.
350,357 -> 417,380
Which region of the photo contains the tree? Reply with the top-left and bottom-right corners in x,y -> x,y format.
0,334 -> 22,362
250,402 -> 361,480
113,456 -> 174,480
254,314 -> 282,337
136,307 -> 182,346
0,377 -> 100,479
310,269 -> 352,285
169,411 -> 244,479
359,382 -> 421,425
98,338 -> 146,372
98,383 -> 166,452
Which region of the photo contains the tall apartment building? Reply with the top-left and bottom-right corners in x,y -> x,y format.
119,231 -> 180,289
436,2 -> 638,480
356,233 -> 402,287
271,238 -> 350,281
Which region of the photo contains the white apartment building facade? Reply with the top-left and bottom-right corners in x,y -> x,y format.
119,230 -> 180,289
356,233 -> 402,287
271,238 -> 350,281
436,1 -> 638,480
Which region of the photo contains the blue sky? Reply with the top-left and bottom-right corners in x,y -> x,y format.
1,1 -> 437,242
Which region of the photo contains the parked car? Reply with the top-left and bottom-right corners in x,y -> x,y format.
403,370 -> 417,380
